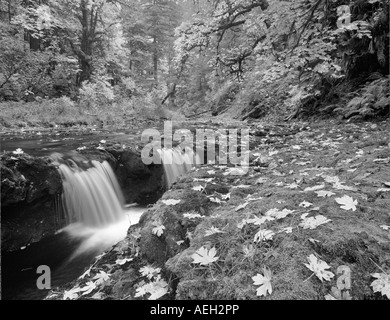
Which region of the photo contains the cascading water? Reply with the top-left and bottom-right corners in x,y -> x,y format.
58,160 -> 125,227
158,146 -> 201,188
56,158 -> 140,260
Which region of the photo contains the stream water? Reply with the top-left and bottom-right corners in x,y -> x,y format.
2,207 -> 145,300
1,127 -> 196,300
1,129 -> 148,300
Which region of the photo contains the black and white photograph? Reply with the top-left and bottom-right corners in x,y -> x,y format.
0,0 -> 389,306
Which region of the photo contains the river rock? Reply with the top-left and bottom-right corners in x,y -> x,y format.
1,154 -> 62,206
1,153 -> 63,252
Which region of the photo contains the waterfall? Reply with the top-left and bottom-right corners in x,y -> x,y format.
58,160 -> 125,228
158,147 -> 201,188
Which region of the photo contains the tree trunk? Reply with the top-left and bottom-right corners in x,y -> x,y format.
153,35 -> 158,85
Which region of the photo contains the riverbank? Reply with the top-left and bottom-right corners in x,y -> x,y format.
41,118 -> 390,300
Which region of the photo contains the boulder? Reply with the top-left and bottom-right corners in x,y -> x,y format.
1,153 -> 63,252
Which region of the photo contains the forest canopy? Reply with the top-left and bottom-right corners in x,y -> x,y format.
0,0 -> 388,125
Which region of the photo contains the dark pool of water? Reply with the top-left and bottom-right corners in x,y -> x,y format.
1,230 -> 98,300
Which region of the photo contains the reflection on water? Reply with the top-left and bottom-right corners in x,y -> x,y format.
1,207 -> 145,300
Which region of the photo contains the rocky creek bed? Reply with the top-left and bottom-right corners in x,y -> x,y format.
2,119 -> 390,300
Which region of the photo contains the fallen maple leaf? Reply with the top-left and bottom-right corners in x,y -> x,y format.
224,167 -> 247,176
254,229 -> 275,242
80,281 -> 97,295
152,225 -> 165,237
135,278 -> 169,300
285,182 -> 299,189
162,199 -> 181,206
193,178 -> 214,183
265,208 -> 295,220
192,246 -> 219,266
256,177 -> 268,185
115,258 -> 134,266
147,279 -> 169,300
13,148 -> 24,155
315,190 -> 336,198
370,273 -> 390,299
300,215 -> 332,230
280,227 -> 293,234
299,201 -> 313,208
380,225 -> 390,231
93,271 -> 110,285
91,292 -> 104,300
209,197 -> 222,204
335,195 -> 358,211
304,184 -> 325,192
235,202 -> 249,211
63,287 -> 81,300
221,193 -> 231,200
252,267 -> 273,297
140,266 -> 161,280
304,254 -> 334,282
204,226 -> 225,237
183,213 -> 204,220
333,182 -> 357,191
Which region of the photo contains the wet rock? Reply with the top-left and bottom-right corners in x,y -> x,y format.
138,189 -> 212,265
111,268 -> 139,299
108,149 -> 164,205
1,154 -> 62,206
1,153 -> 63,252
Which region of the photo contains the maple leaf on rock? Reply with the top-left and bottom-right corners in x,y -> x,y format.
370,273 -> 390,299
91,292 -> 104,300
152,225 -> 165,237
162,199 -> 181,206
183,213 -> 204,220
304,254 -> 334,282
252,267 -> 273,297
115,258 -> 134,266
335,195 -> 358,211
192,246 -> 219,266
63,287 -> 81,300
93,271 -> 110,285
80,281 -> 97,295
148,279 -> 169,300
135,278 -> 168,300
140,266 -> 161,280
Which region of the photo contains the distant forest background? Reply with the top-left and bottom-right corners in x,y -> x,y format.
0,0 -> 388,127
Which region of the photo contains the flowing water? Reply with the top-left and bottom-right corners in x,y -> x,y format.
1,139 -> 198,300
2,156 -> 145,300
159,146 -> 201,188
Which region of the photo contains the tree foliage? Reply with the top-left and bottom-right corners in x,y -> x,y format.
0,0 -> 388,121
